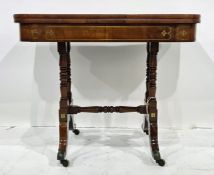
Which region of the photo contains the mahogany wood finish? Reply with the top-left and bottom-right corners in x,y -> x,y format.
145,42 -> 164,165
57,42 -> 70,162
14,14 -> 200,167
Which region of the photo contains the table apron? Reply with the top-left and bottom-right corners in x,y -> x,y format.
19,24 -> 196,42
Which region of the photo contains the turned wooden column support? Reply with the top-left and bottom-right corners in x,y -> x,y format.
66,43 -> 72,105
144,42 -> 165,166
57,42 -> 70,166
64,42 -> 80,134
143,43 -> 151,135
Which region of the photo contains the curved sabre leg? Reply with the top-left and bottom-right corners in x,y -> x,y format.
57,42 -> 70,167
146,42 -> 165,166
142,43 -> 150,135
65,42 -> 80,135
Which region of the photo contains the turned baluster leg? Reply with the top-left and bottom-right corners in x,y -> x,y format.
57,42 -> 70,167
146,42 -> 165,166
67,42 -> 72,106
66,43 -> 80,135
142,43 -> 150,135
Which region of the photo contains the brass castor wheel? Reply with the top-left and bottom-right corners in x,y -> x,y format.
73,129 -> 80,135
156,159 -> 165,166
60,159 -> 69,167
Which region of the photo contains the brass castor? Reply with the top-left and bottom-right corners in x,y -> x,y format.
60,159 -> 69,167
156,159 -> 165,166
73,129 -> 80,135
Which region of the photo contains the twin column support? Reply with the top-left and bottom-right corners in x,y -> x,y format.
57,42 -> 165,167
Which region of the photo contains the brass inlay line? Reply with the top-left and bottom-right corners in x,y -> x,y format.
29,25 -> 174,41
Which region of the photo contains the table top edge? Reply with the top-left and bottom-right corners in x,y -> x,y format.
14,14 -> 201,24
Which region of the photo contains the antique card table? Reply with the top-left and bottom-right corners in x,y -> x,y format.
14,14 -> 200,167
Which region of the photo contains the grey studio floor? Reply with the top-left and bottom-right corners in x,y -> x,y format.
0,127 -> 214,175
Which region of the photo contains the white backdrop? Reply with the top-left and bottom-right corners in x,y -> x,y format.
0,0 -> 214,129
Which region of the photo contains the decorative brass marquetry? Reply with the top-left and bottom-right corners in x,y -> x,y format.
26,25 -> 175,41
45,28 -> 55,39
60,114 -> 66,119
30,25 -> 41,40
161,30 -> 169,37
176,25 -> 191,40
161,28 -> 172,39
151,113 -> 156,118
181,30 -> 187,37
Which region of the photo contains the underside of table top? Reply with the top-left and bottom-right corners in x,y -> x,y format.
14,14 -> 200,42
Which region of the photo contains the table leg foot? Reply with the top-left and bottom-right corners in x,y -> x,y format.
145,42 -> 165,166
69,115 -> 80,135
60,159 -> 69,167
68,115 -> 74,130
155,158 -> 165,166
73,129 -> 80,135
57,150 -> 69,167
142,116 -> 149,135
152,150 -> 165,166
57,149 -> 66,160
148,112 -> 165,166
57,42 -> 70,167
